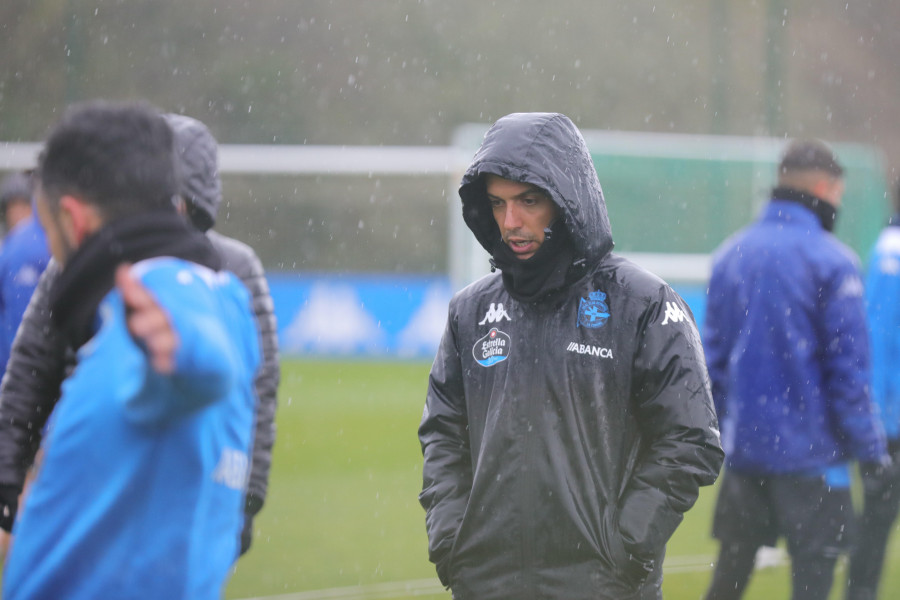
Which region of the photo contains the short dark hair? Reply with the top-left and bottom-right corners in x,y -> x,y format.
778,139 -> 844,178
38,100 -> 178,220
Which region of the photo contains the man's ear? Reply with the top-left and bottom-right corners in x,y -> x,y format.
810,179 -> 830,200
809,176 -> 844,208
58,195 -> 100,245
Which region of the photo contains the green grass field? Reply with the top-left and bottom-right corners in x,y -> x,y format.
226,359 -> 900,600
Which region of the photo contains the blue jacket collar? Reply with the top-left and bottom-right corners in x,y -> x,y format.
763,200 -> 823,230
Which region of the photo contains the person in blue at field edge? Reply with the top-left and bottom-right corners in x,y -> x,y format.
0,172 -> 36,235
703,139 -> 889,600
845,175 -> 900,600
0,172 -> 50,378
1,100 -> 259,600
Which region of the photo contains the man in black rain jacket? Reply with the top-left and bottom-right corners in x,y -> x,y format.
419,112 -> 724,599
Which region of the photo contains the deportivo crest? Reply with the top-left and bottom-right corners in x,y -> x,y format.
472,328 -> 511,367
577,290 -> 610,328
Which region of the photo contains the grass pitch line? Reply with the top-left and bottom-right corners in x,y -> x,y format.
235,554 -> 777,600
233,578 -> 445,600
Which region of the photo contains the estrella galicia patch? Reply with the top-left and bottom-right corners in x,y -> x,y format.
577,290 -> 610,328
472,328 -> 511,367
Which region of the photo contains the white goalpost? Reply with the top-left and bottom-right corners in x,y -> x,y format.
12,126 -> 884,293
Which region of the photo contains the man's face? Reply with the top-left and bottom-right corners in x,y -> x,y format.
821,177 -> 845,209
3,199 -> 32,231
34,185 -> 74,265
486,174 -> 559,260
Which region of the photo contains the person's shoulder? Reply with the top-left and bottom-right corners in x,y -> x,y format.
593,253 -> 670,300
818,231 -> 862,270
709,224 -> 756,265
451,271 -> 504,304
0,219 -> 32,250
205,230 -> 266,286
130,256 -> 235,295
206,230 -> 261,272
872,226 -> 900,258
128,258 -> 253,333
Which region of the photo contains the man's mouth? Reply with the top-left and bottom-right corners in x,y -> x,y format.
507,238 -> 537,255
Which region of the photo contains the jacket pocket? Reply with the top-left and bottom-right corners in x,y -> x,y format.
599,506 -> 629,571
433,535 -> 458,587
438,521 -> 467,588
599,506 -> 654,590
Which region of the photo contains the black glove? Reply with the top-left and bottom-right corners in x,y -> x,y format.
239,512 -> 254,556
238,493 -> 264,557
0,484 -> 20,533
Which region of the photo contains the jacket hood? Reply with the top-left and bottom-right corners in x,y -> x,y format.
459,112 -> 614,264
164,114 -> 221,232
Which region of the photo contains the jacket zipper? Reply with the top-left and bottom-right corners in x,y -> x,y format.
521,304 -> 549,598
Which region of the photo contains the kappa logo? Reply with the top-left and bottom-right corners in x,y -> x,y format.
837,274 -> 864,299
577,290 -> 610,328
660,301 -> 686,326
479,302 -> 511,325
472,328 -> 511,367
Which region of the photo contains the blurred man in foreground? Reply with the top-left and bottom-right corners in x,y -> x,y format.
1,100 -> 259,599
703,140 -> 888,600
0,113 -> 279,558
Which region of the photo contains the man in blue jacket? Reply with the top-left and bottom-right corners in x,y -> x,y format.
845,177 -> 900,600
703,139 -> 887,600
1,100 -> 259,600
0,172 -> 50,377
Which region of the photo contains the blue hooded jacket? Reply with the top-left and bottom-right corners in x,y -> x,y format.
704,198 -> 886,474
865,221 -> 900,441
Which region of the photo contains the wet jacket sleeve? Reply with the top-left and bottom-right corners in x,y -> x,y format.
418,303 -> 472,587
211,232 -> 280,514
821,263 -> 886,462
618,288 -> 724,561
0,261 -> 67,490
121,267 -> 253,425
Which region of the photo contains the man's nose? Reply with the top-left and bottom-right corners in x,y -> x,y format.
503,202 -> 522,229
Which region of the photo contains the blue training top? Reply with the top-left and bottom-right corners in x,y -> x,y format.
3,257 -> 259,600
865,222 -> 900,441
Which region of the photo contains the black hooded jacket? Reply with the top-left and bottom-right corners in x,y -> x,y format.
418,113 -> 723,599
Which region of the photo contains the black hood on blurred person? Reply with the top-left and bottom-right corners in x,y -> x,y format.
164,114 -> 221,232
